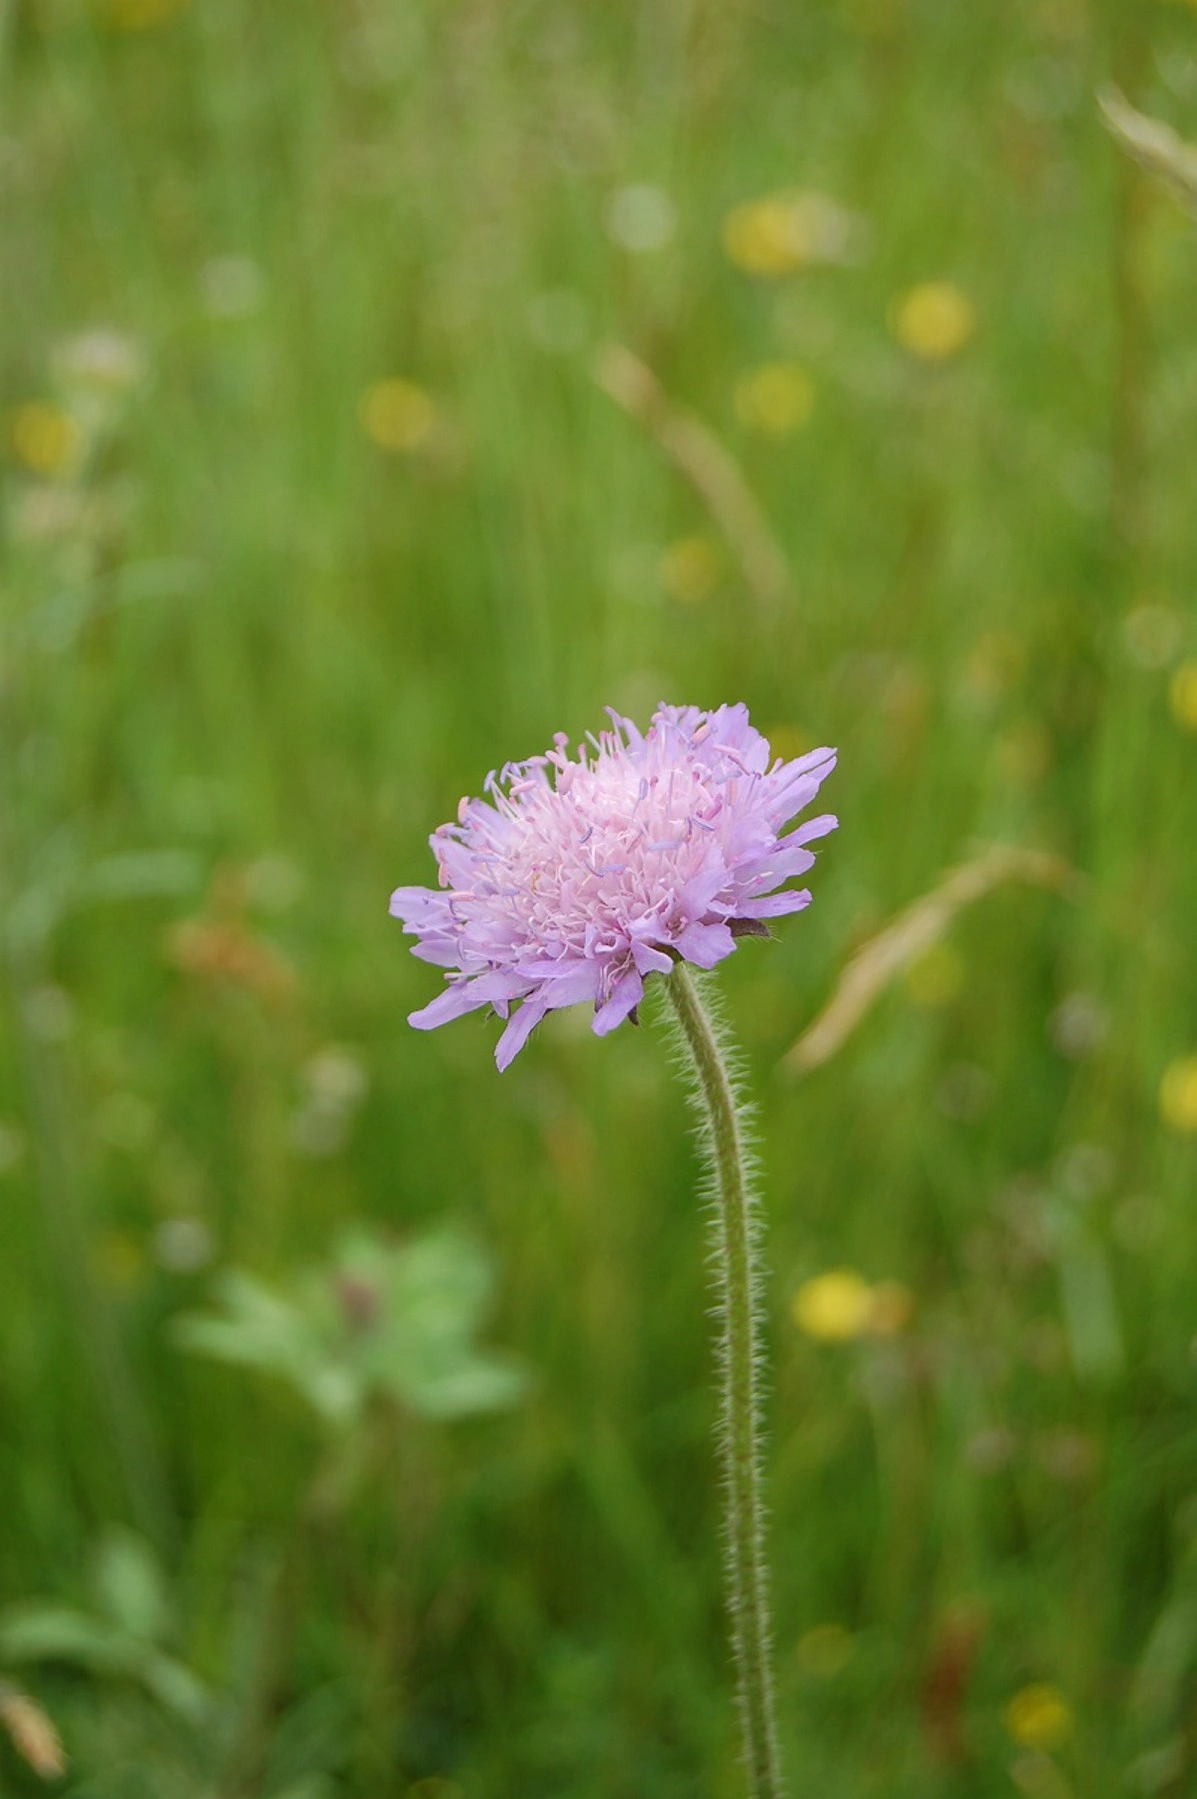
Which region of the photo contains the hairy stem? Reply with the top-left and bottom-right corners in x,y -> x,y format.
664,964 -> 784,1798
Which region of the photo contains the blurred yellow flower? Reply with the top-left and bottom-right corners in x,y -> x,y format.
1004,1683 -> 1074,1752
722,196 -> 807,276
1168,660 -> 1197,732
793,1269 -> 914,1342
721,190 -> 857,276
8,401 -> 82,477
793,1269 -> 873,1341
659,535 -> 722,604
100,0 -> 186,28
796,1623 -> 854,1676
360,378 -> 436,453
733,362 -> 814,436
1160,1057 -> 1197,1134
905,941 -> 965,1007
891,281 -> 976,361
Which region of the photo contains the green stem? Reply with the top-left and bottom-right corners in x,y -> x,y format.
664,964 -> 785,1799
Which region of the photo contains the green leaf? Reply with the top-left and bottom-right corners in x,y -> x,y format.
0,1604 -> 143,1675
174,1231 -> 527,1428
400,1354 -> 529,1419
174,1271 -> 363,1425
140,1649 -> 212,1726
93,1527 -> 171,1643
360,1230 -> 528,1417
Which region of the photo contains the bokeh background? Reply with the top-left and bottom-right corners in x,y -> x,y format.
4,0 -> 1197,1793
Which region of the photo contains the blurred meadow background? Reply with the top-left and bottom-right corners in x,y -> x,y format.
3,0 -> 1197,1793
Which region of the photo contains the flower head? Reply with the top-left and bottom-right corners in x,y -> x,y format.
891,281 -> 976,362
391,703 -> 836,1069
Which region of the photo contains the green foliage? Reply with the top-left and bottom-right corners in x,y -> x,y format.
0,1528 -> 350,1795
175,1228 -> 529,1426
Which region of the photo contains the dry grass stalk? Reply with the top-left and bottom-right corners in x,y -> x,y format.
0,1682 -> 67,1780
1099,88 -> 1197,215
592,343 -> 793,612
783,843 -> 1078,1076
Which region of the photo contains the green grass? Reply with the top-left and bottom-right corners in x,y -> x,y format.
3,0 -> 1197,1792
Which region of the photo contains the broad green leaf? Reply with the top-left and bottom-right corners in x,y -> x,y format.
0,1604 -> 141,1673
174,1271 -> 361,1422
140,1650 -> 212,1726
93,1527 -> 171,1643
401,1355 -> 529,1419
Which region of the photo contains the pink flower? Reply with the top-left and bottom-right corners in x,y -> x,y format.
391,704 -> 836,1069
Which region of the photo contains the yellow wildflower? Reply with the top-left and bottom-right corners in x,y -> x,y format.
891,281 -> 976,361
8,401 -> 82,477
360,378 -> 436,453
793,1269 -> 914,1342
1160,1057 -> 1197,1134
1168,660 -> 1197,731
793,1269 -> 873,1342
659,536 -> 722,604
723,196 -> 808,276
1004,1683 -> 1074,1752
733,363 -> 814,436
722,190 -> 856,277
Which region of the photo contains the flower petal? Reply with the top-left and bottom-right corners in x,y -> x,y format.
543,961 -> 602,1009
592,969 -> 644,1036
736,888 -> 811,920
631,940 -> 674,976
735,843 -> 816,888
674,920 -> 737,968
389,885 -> 449,926
788,811 -> 838,845
495,995 -> 550,1070
408,982 -> 487,1030
679,857 -> 733,918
